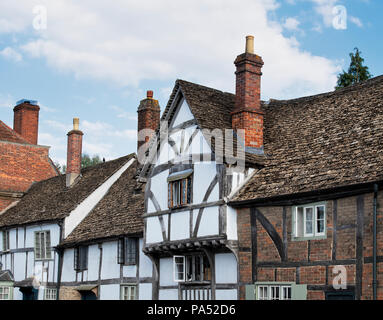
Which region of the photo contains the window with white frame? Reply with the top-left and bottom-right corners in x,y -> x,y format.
256,284 -> 291,300
44,287 -> 57,300
174,256 -> 185,282
34,231 -> 52,260
121,285 -> 136,300
0,286 -> 11,300
173,254 -> 211,283
2,230 -> 10,251
293,203 -> 326,239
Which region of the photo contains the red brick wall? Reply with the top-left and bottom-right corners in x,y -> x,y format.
0,141 -> 58,211
0,141 -> 57,193
237,192 -> 383,300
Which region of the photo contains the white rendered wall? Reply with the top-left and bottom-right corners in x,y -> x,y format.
139,283 -> 152,300
171,100 -> 194,128
197,206 -> 219,237
215,253 -> 237,284
226,206 -> 238,240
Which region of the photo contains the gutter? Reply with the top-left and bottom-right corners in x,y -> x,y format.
373,184 -> 378,300
229,180 -> 383,208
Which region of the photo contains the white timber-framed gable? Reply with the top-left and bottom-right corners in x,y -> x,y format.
142,83 -> 241,300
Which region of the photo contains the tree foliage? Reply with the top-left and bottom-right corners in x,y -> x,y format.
81,154 -> 102,169
54,154 -> 102,174
336,47 -> 372,90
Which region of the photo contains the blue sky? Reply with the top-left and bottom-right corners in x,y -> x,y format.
0,0 -> 381,166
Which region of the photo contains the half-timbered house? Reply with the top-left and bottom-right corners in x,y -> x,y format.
229,74 -> 383,300
0,118 -> 149,300
138,37 -> 266,300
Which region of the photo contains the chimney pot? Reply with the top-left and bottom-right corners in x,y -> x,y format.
245,35 -> 254,54
147,90 -> 153,99
73,117 -> 79,130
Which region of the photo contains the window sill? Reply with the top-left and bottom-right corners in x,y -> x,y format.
291,235 -> 327,242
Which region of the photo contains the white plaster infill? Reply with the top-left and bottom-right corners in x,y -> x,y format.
63,158 -> 135,238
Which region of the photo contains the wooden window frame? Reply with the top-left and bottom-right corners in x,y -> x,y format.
120,285 -> 137,300
34,230 -> 52,261
118,237 -> 138,266
2,230 -> 10,252
168,176 -> 192,209
74,245 -> 88,271
174,253 -> 211,283
44,287 -> 57,300
256,284 -> 292,300
173,256 -> 186,282
0,286 -> 11,300
293,203 -> 326,240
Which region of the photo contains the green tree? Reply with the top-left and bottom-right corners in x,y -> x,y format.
81,154 -> 102,169
336,47 -> 372,90
54,154 -> 102,173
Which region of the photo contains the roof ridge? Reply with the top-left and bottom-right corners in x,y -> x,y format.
267,74 -> 383,106
0,120 -> 30,144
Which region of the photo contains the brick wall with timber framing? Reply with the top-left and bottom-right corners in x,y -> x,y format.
59,286 -> 98,300
237,190 -> 383,300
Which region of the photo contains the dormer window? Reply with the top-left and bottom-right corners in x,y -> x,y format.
167,169 -> 193,208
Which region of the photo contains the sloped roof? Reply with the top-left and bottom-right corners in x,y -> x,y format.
232,75 -> 383,202
0,120 -> 29,144
61,158 -> 144,246
0,154 -> 135,228
0,270 -> 13,282
140,79 -> 265,178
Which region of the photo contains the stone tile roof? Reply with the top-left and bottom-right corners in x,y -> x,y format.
0,120 -> 29,144
0,270 -> 13,282
0,154 -> 136,228
61,158 -> 144,246
139,79 -> 265,178
232,75 -> 383,202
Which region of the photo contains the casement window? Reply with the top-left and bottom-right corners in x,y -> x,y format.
293,203 -> 326,239
0,286 -> 11,300
2,230 -> 10,251
121,285 -> 137,300
173,254 -> 211,283
74,246 -> 88,271
44,288 -> 57,300
34,231 -> 52,260
118,237 -> 138,265
256,284 -> 291,300
167,170 -> 193,208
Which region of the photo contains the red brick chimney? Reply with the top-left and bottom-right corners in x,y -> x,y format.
137,90 -> 160,154
13,99 -> 40,145
66,118 -> 83,187
232,35 -> 264,152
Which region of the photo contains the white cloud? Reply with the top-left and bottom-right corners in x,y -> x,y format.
0,93 -> 13,108
0,0 -> 339,100
283,17 -> 301,31
0,46 -> 22,62
349,16 -> 363,28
